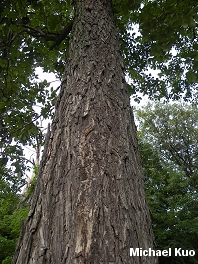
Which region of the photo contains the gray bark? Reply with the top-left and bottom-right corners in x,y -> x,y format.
12,0 -> 157,263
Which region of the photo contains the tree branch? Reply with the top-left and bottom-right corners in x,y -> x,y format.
21,24 -> 58,41
49,21 -> 73,49
20,21 -> 73,48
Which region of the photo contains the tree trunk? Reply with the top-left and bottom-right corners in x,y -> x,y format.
12,1 -> 157,263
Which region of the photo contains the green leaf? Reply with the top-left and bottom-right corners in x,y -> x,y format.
186,71 -> 197,84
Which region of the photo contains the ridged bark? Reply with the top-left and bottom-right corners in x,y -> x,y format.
12,0 -> 157,263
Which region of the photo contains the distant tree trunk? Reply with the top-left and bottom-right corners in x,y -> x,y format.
12,1 -> 157,263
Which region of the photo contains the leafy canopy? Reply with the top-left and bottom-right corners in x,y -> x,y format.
130,0 -> 198,101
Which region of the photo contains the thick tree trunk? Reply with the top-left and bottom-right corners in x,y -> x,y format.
13,1 -> 157,263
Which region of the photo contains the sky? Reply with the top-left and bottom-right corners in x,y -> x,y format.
23,68 -> 60,184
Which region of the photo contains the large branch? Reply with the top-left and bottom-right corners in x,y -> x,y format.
21,24 -> 58,40
49,21 -> 73,49
20,21 -> 73,47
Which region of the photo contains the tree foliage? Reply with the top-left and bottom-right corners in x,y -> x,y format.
135,102 -> 198,263
0,163 -> 39,263
136,102 -> 198,178
130,0 -> 198,101
0,190 -> 29,264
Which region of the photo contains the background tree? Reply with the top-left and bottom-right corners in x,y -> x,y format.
0,161 -> 39,263
136,102 -> 198,178
135,102 -> 198,264
0,171 -> 29,264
